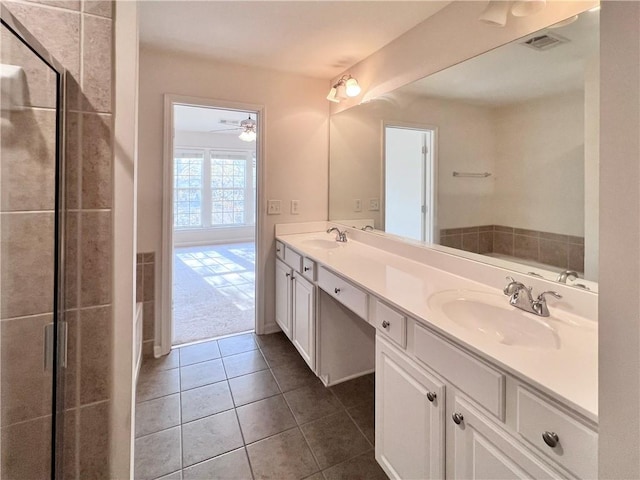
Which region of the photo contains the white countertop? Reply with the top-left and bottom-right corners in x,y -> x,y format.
276,230 -> 598,423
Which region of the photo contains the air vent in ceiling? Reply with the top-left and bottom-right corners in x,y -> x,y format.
521,32 -> 569,51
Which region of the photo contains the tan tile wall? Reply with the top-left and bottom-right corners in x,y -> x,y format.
137,252 -> 155,357
440,225 -> 585,272
1,0 -> 114,478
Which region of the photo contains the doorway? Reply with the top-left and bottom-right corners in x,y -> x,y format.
384,124 -> 436,243
167,103 -> 259,346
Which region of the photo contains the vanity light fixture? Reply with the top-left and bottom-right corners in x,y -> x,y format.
478,0 -> 547,27
326,74 -> 361,103
238,114 -> 256,142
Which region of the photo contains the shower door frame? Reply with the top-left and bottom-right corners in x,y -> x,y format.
0,5 -> 67,479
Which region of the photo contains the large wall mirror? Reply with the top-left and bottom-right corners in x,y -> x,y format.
329,8 -> 599,291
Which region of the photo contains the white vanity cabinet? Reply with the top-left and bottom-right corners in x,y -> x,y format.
275,252 -> 316,369
376,336 -> 445,480
291,272 -> 316,370
374,302 -> 597,480
275,258 -> 293,339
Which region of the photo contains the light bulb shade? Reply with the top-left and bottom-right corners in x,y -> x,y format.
326,87 -> 340,103
478,0 -> 510,26
345,77 -> 361,97
335,83 -> 348,99
549,14 -> 578,28
239,130 -> 256,142
511,0 -> 546,17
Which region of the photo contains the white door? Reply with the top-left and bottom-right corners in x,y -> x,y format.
376,337 -> 445,480
275,258 -> 292,339
292,274 -> 316,370
384,126 -> 434,242
451,398 -> 560,480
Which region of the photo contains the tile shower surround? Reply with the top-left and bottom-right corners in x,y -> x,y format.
135,332 -> 387,480
440,225 -> 585,272
0,0 -> 114,478
138,252 -> 156,357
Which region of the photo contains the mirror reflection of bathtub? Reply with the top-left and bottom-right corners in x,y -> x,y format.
329,7 -> 599,291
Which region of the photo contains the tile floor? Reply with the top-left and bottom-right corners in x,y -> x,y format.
173,244 -> 256,345
135,332 -> 388,480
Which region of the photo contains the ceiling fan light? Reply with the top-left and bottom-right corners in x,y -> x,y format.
345,76 -> 361,97
511,0 -> 546,17
239,130 -> 256,142
326,87 -> 340,103
478,0 -> 510,27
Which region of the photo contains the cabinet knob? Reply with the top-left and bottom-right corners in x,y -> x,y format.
304,266 -> 311,272
276,248 -> 281,253
542,431 -> 559,448
426,392 -> 436,402
286,273 -> 291,278
452,413 -> 464,425
382,320 -> 390,329
334,287 -> 341,294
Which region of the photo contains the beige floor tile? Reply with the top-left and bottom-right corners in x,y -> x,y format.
322,450 -> 388,480
247,428 -> 318,480
181,381 -> 234,423
135,393 -> 180,437
228,369 -> 281,407
222,350 -> 267,379
236,395 -> 297,444
134,426 -> 182,480
284,383 -> 343,425
182,410 -> 243,467
183,448 -> 252,480
179,340 -> 221,366
180,359 -> 226,391
329,374 -> 374,408
137,368 -> 180,403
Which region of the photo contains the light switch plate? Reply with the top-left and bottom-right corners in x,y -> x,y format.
291,200 -> 300,214
369,198 -> 380,211
267,199 -> 281,215
354,199 -> 362,212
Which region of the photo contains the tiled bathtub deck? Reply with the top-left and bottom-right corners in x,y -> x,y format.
134,332 -> 388,480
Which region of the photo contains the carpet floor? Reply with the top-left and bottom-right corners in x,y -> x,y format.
173,243 -> 255,346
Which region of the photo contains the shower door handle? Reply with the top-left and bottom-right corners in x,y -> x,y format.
44,321 -> 68,371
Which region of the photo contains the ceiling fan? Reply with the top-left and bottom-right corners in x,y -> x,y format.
208,115 -> 257,142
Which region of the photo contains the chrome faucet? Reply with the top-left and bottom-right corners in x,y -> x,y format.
327,227 -> 348,242
503,277 -> 562,317
361,225 -> 374,231
557,270 -> 579,283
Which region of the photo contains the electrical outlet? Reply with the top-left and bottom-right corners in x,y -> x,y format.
369,198 -> 380,211
354,199 -> 362,212
267,199 -> 281,215
291,200 -> 300,215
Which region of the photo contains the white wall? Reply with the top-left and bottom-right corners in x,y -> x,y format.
491,91 -> 585,236
584,56 -> 599,280
137,46 -> 329,335
598,2 -> 640,478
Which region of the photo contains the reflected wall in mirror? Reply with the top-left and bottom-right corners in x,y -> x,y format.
329,9 -> 599,289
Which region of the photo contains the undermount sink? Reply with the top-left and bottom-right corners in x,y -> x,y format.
301,238 -> 340,250
428,290 -> 561,350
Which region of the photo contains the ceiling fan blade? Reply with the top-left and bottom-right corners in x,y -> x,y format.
207,126 -> 242,133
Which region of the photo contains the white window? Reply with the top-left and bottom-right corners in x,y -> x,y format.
173,148 -> 255,230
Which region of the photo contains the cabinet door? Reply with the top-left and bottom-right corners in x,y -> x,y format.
292,274 -> 316,370
275,258 -> 292,339
451,397 -> 560,480
376,336 -> 445,480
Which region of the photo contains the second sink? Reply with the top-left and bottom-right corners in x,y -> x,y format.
428,290 -> 561,350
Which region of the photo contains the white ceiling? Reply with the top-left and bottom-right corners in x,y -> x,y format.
174,105 -> 254,134
139,1 -> 450,80
400,9 -> 599,106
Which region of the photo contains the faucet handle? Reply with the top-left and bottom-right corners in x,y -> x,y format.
537,291 -> 562,302
504,276 -> 525,295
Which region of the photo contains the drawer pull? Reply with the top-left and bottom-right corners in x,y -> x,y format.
382,320 -> 390,329
304,266 -> 311,272
334,287 -> 341,294
452,413 -> 464,425
542,431 -> 559,448
426,392 -> 436,402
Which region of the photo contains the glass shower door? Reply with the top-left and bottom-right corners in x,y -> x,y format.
0,7 -> 65,480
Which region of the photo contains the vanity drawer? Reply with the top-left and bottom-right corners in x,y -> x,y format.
275,241 -> 284,260
414,324 -> 505,420
302,257 -> 316,282
317,266 -> 368,321
516,387 -> 597,479
375,300 -> 406,348
284,246 -> 302,272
